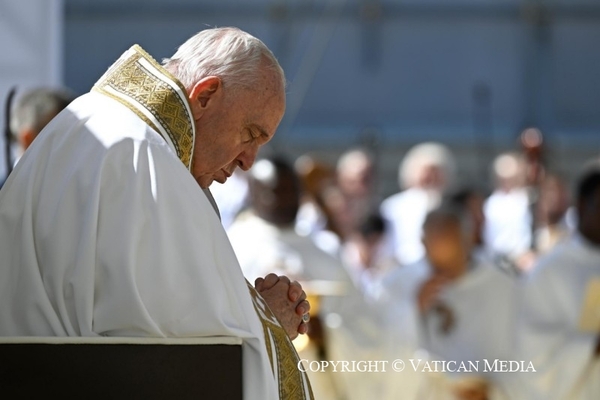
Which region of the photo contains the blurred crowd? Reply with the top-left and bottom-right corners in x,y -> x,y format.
3,87 -> 599,400
215,140 -> 600,400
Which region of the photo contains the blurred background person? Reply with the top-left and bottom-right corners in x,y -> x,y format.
416,205 -> 520,400
228,155 -> 347,284
295,148 -> 380,258
382,204 -> 521,400
340,212 -> 398,302
294,153 -> 342,253
335,148 -> 378,241
533,172 -> 574,255
380,141 -> 457,266
443,186 -> 487,254
10,87 -> 75,164
483,151 -> 534,272
518,161 -> 600,400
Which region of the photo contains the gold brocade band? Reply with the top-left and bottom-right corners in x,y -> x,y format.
92,45 -> 195,170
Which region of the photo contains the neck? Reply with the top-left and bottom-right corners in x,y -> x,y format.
432,257 -> 470,280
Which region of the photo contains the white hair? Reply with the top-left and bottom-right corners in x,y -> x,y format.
492,151 -> 525,181
162,27 -> 285,93
10,88 -> 74,137
336,148 -> 373,175
399,142 -> 456,189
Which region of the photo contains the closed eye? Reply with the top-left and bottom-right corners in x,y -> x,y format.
241,128 -> 255,144
251,125 -> 271,145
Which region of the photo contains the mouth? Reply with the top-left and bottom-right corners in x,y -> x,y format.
213,169 -> 231,184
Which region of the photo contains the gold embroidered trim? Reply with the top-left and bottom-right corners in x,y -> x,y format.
247,282 -> 314,400
92,45 -> 194,169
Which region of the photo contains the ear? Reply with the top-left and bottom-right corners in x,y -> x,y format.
19,129 -> 36,150
188,76 -> 222,121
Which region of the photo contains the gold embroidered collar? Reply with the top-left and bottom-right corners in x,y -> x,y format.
93,45 -> 195,170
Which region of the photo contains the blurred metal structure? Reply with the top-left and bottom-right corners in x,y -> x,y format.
61,0 -> 600,191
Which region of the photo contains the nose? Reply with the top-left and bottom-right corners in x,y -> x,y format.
237,146 -> 259,171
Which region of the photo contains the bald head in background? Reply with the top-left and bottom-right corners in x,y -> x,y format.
249,156 -> 301,227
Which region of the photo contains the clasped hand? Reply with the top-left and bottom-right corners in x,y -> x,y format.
255,273 -> 310,340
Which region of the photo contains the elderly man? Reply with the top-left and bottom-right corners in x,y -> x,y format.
0,28 -> 312,399
380,142 -> 456,265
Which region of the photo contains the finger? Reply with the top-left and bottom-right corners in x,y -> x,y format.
295,288 -> 307,305
254,277 -> 264,291
278,275 -> 291,285
295,300 -> 310,316
297,322 -> 308,335
288,281 -> 303,302
262,273 -> 280,290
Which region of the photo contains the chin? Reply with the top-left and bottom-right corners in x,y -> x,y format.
196,176 -> 212,189
213,175 -> 227,184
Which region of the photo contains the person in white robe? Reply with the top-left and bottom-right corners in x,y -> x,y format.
380,142 -> 456,266
518,163 -> 600,400
483,152 -> 534,271
228,157 -> 348,284
334,148 -> 378,241
0,28 -> 314,399
340,212 -> 399,303
381,205 -> 522,400
379,258 -> 430,400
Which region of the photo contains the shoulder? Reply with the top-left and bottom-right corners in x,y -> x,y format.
528,237 -> 576,280
469,259 -> 517,292
383,259 -> 430,294
65,92 -> 166,153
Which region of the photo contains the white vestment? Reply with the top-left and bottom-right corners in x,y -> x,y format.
380,187 -> 441,265
0,45 -> 312,400
483,188 -> 533,258
228,211 -> 349,284
379,261 -> 431,400
519,233 -> 600,400
381,258 -> 522,399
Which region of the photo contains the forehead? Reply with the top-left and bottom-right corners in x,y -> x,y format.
246,78 -> 285,132
424,218 -> 461,235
